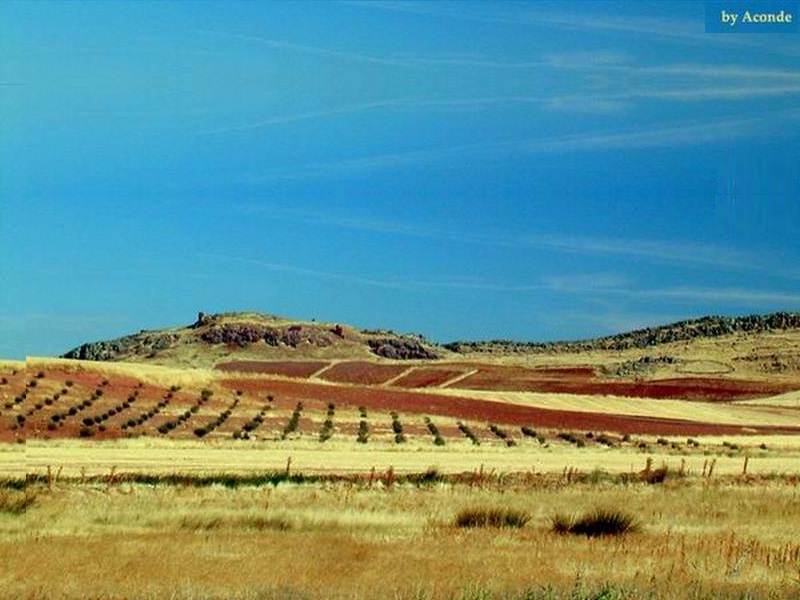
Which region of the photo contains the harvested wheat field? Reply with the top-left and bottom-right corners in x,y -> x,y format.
3,472 -> 800,600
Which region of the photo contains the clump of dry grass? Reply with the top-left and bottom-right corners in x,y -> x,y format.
0,489 -> 36,515
179,514 -> 292,532
455,507 -> 530,529
551,508 -> 638,538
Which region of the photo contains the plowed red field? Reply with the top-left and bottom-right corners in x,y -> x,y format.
318,361 -> 410,385
452,365 -> 793,401
219,377 -> 800,437
216,360 -> 329,378
9,361 -> 800,441
392,368 -> 468,388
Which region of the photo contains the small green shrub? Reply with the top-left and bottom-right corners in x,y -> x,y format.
457,421 -> 480,445
424,417 -> 445,445
319,418 -> 334,442
356,419 -> 369,443
596,434 -> 616,447
282,402 -> 303,439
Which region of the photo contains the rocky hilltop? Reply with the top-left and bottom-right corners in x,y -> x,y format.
443,312 -> 800,354
62,312 -> 439,365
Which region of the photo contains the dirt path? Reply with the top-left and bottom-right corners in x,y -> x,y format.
438,369 -> 479,389
382,367 -> 418,387
309,362 -> 338,380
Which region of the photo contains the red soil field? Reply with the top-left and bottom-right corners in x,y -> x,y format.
529,366 -> 597,377
435,364 -> 596,381
319,361 -> 410,385
0,366 -> 26,395
220,377 -> 800,437
216,360 -> 329,378
452,365 -> 795,401
7,363 -> 799,442
392,368 -> 470,388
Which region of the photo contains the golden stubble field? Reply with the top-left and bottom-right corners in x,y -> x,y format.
2,475 -> 800,600
5,436 -> 800,479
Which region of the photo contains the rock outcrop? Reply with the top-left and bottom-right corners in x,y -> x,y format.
367,338 -> 439,360
63,332 -> 178,361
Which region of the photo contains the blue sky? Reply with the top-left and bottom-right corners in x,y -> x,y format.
1,1 -> 799,359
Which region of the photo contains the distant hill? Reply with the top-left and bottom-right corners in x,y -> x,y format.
444,312 -> 800,354
61,311 -> 800,367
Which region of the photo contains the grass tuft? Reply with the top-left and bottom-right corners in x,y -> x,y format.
455,507 -> 530,529
0,490 -> 37,515
550,508 -> 638,538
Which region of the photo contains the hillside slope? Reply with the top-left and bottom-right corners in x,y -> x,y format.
60,311 -> 800,379
445,312 -> 800,353
62,312 -> 440,367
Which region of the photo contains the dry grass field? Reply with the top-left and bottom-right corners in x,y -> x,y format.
2,473 -> 799,599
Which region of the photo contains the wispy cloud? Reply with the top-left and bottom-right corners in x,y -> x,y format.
195,96 -> 555,135
520,234 -> 761,272
194,28 -> 411,67
542,51 -> 630,69
542,273 -> 631,292
196,252 -> 415,290
195,251 -> 800,313
235,205 -> 778,276
543,97 -> 631,114
619,85 -> 800,101
198,80 -> 800,133
194,26 -> 552,70
238,108 -> 800,180
197,23 -> 800,73
194,99 -> 423,135
192,20 -> 800,132
346,2 -> 799,58
532,11 -> 800,58
603,64 -> 800,81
